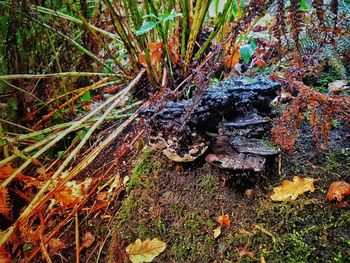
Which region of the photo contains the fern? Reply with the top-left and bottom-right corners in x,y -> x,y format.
0,186 -> 11,218
320,44 -> 347,78
272,77 -> 350,152
335,36 -> 350,54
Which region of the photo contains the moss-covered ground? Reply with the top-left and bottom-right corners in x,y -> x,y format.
108,131 -> 350,262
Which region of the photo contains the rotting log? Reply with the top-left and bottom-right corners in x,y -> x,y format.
141,76 -> 281,173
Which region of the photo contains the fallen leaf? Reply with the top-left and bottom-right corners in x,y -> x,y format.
255,59 -> 266,67
217,214 -> 230,226
167,37 -> 180,65
225,49 -> 241,68
147,42 -> 163,52
138,54 -> 147,66
237,247 -> 254,258
328,80 -> 348,94
80,232 -> 95,250
126,238 -> 166,263
138,41 -> 163,67
48,238 -> 66,254
326,181 -> 350,207
271,176 -> 316,201
213,226 -> 221,239
53,178 -> 92,209
224,43 -> 241,68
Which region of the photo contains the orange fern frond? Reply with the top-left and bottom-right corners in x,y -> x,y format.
0,187 -> 11,218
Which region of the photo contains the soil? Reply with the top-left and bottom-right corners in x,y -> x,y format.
106,124 -> 350,263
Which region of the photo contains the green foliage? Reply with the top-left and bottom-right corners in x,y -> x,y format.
80,91 -> 91,102
299,0 -> 310,11
240,39 -> 257,64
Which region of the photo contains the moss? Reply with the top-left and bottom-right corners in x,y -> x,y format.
126,148 -> 158,189
197,173 -> 221,198
110,146 -> 350,262
114,148 -> 161,239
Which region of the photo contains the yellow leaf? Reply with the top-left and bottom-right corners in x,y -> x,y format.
271,176 -> 316,201
213,226 -> 221,239
126,238 -> 166,263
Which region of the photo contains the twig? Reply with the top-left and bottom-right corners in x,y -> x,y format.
40,242 -> 53,263
75,212 -> 80,263
23,160 -> 118,262
253,224 -> 276,242
0,119 -> 34,132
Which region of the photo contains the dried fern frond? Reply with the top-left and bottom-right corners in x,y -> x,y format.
0,187 -> 11,218
273,0 -> 287,49
272,78 -> 350,152
288,0 -> 304,51
313,0 -> 325,24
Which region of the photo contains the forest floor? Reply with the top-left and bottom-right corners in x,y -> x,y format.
97,124 -> 350,263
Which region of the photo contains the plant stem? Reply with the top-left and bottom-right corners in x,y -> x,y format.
30,4 -> 123,44
183,0 -> 210,75
0,69 -> 144,188
180,0 -> 189,58
195,0 -> 232,60
0,72 -> 130,80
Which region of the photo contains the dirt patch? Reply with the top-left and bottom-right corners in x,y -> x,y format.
107,126 -> 350,262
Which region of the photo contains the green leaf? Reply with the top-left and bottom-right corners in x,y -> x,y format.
57,151 -> 65,158
34,134 -> 46,141
53,112 -> 61,119
240,41 -> 256,64
136,21 -> 158,35
232,0 -> 244,18
23,243 -> 33,252
159,12 -> 182,23
299,0 -> 310,10
80,91 -> 91,102
143,13 -> 158,19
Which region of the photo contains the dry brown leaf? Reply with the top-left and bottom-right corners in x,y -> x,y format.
238,247 -> 254,258
81,232 -> 95,250
138,54 -> 147,66
225,47 -> 241,68
328,80 -> 348,94
167,37 -> 180,65
326,181 -> 350,207
48,238 -> 66,254
53,178 -> 92,209
213,226 -> 221,239
146,42 -> 163,52
138,42 -> 163,67
271,176 -> 316,201
126,238 -> 166,263
0,165 -> 33,182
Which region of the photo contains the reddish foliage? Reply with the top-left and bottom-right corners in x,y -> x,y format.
0,186 -> 11,218
271,76 -> 350,152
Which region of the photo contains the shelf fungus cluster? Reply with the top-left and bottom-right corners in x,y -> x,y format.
142,77 -> 281,173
